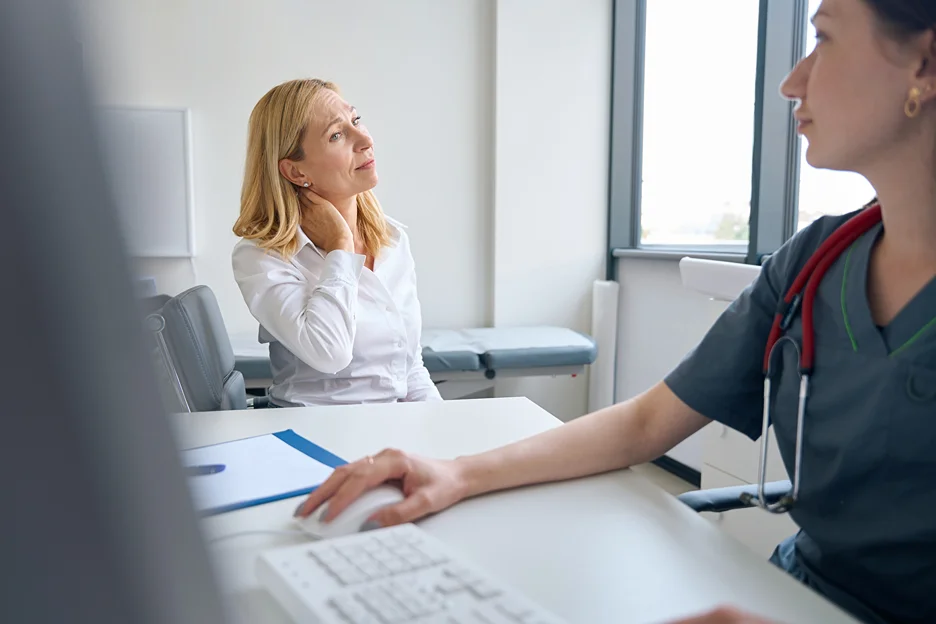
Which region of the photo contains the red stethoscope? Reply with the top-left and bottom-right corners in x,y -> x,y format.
751,203 -> 882,513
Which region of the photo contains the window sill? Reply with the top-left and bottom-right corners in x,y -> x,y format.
612,248 -> 750,263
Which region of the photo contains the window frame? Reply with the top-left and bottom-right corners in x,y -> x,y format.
607,0 -> 808,273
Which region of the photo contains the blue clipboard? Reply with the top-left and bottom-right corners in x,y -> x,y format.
184,429 -> 348,516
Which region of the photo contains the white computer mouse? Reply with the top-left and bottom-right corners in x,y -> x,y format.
294,484 -> 405,540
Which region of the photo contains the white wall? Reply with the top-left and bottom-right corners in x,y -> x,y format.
614,257 -> 728,471
79,0 -> 495,333
79,0 -> 612,421
492,0 -> 612,420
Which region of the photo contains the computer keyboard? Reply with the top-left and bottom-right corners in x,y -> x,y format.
256,523 -> 567,624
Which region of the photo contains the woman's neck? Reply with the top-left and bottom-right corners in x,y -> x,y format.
866,152 -> 936,266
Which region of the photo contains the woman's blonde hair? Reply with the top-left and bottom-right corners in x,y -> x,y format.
233,78 -> 390,258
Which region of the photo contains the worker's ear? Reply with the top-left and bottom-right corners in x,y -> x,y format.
911,29 -> 936,105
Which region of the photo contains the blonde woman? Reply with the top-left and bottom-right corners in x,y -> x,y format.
232,79 -> 441,407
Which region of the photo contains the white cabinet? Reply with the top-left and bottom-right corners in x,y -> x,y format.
700,424 -> 798,557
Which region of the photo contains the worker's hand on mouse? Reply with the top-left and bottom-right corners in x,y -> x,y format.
294,449 -> 466,527
667,606 -> 779,624
298,187 -> 354,254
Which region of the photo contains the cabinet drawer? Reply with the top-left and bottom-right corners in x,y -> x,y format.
700,467 -> 799,558
703,422 -> 788,484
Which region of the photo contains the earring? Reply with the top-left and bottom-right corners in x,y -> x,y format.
303,182 -> 310,187
905,86 -> 923,118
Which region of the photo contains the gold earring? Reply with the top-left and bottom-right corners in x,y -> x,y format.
905,86 -> 923,118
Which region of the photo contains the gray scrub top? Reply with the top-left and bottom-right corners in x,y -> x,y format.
665,209 -> 936,624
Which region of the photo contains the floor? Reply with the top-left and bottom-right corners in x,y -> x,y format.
630,463 -> 696,496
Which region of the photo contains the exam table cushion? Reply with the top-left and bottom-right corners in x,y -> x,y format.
233,326 -> 597,378
420,327 -> 597,373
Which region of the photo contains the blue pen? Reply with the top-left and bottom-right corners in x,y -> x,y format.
185,464 -> 226,476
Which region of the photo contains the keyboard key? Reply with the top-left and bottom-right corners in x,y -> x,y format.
357,587 -> 411,623
382,556 -> 410,574
357,560 -> 389,580
402,550 -> 432,568
436,576 -> 468,595
471,605 -> 520,624
413,542 -> 450,565
388,581 -> 446,617
329,595 -> 379,624
333,566 -> 368,586
378,533 -> 405,548
445,566 -> 480,585
312,548 -> 345,566
469,580 -> 502,600
495,600 -> 534,620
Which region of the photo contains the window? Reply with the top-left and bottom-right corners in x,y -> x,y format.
638,1 -> 761,247
794,0 -> 875,232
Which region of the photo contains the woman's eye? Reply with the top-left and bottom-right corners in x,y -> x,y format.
352,116 -> 362,126
330,132 -> 341,142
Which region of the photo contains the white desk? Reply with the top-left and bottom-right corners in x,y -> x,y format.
171,397 -> 856,624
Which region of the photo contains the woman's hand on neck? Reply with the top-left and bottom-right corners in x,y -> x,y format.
325,194 -> 362,253
297,188 -> 354,254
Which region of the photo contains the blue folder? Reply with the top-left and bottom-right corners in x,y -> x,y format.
184,429 -> 348,516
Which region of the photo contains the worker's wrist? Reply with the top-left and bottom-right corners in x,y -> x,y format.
452,453 -> 496,500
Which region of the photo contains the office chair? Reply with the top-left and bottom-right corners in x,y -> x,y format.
675,258 -> 793,513
677,478 -> 793,513
144,285 -> 268,412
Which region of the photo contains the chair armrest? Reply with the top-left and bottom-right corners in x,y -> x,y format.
247,396 -> 271,409
676,480 -> 792,513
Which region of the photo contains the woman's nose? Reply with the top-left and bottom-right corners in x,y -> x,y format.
356,131 -> 373,151
779,54 -> 811,102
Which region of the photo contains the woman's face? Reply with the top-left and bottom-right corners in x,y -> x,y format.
779,0 -> 929,174
281,89 -> 378,201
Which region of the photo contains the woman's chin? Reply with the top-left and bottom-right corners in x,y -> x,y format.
804,144 -> 826,170
357,170 -> 379,191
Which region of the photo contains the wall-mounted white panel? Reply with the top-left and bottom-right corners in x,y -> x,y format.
97,107 -> 194,257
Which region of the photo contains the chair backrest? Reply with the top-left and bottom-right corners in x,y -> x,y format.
678,257 -> 762,302
145,286 -> 247,412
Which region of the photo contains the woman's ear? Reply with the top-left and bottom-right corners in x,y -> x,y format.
278,158 -> 308,187
913,30 -> 936,99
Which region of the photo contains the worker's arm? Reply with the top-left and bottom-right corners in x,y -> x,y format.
296,381 -> 711,525
456,381 -> 710,498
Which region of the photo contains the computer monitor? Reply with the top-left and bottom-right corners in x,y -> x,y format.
0,1 -> 227,622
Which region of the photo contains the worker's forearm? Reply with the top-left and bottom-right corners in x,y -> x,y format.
455,383 -> 709,500
456,400 -> 650,498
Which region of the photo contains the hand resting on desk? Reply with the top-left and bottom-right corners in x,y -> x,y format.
296,383 -> 707,528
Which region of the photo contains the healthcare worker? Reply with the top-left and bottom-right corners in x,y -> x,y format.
297,0 -> 936,621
